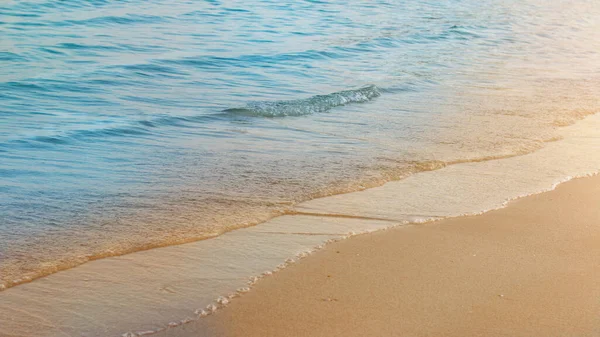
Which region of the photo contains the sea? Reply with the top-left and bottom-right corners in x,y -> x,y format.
1,0 -> 600,296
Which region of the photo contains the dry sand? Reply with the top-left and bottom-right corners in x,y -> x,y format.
197,175 -> 600,337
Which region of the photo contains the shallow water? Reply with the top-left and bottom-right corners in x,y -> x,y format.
1,0 -> 600,289
1,112 -> 599,337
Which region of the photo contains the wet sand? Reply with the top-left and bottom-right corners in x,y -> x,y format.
0,115 -> 598,337
199,175 -> 600,337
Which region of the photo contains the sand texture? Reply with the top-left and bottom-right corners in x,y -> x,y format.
0,115 -> 598,337
198,175 -> 600,337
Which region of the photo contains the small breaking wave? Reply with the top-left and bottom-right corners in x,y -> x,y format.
224,85 -> 381,117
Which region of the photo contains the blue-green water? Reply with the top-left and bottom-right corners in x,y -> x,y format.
1,0 -> 599,288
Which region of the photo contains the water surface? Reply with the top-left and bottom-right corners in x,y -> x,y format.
1,0 -> 599,289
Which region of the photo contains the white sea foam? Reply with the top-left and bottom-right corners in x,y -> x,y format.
225,85 -> 381,117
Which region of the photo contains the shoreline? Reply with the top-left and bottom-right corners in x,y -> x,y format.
198,174 -> 600,337
0,138 -> 572,294
0,114 -> 598,336
0,140 -> 561,295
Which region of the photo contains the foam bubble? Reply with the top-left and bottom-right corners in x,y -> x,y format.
195,309 -> 209,317
216,296 -> 229,305
206,304 -> 218,313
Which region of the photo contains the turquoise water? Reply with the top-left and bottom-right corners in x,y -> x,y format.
1,0 -> 599,288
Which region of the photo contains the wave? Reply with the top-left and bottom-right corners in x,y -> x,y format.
1,114 -> 228,150
2,83 -> 378,148
56,14 -> 168,27
224,85 -> 381,117
1,86 -> 382,150
2,84 -> 381,149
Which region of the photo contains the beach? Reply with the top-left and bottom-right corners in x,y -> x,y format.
198,174 -> 600,337
3,0 -> 600,294
1,114 -> 598,336
2,1 -> 600,336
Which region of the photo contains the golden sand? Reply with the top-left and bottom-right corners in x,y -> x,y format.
197,175 -> 600,337
0,114 -> 598,337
